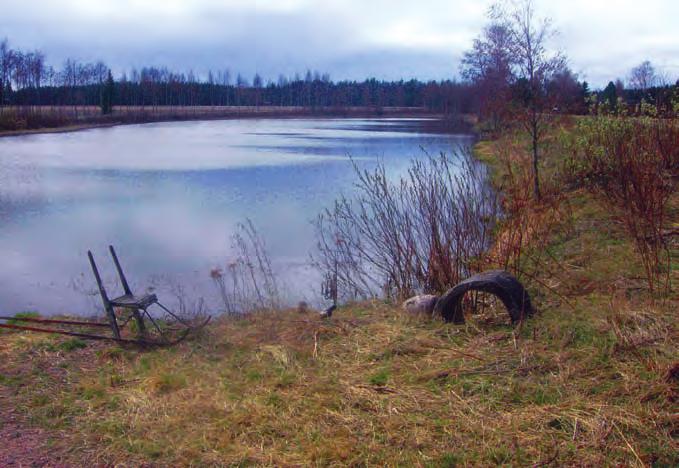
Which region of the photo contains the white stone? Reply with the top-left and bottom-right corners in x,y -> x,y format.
402,294 -> 438,316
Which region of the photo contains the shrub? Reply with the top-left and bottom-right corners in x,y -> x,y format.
568,114 -> 679,293
211,219 -> 280,314
488,137 -> 568,283
314,148 -> 499,301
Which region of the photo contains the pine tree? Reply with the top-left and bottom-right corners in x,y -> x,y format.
601,81 -> 617,110
100,70 -> 114,115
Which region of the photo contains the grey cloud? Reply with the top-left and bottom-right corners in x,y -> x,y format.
0,0 -> 677,86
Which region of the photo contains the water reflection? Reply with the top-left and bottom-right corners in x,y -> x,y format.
0,118 -> 473,316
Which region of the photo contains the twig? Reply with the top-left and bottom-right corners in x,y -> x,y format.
420,345 -> 486,362
428,364 -> 546,381
572,418 -> 578,441
613,422 -> 644,467
515,265 -> 576,310
532,446 -> 559,467
355,384 -> 397,394
312,331 -> 319,359
645,228 -> 679,241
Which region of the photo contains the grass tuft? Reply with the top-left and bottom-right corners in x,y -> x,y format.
58,338 -> 88,352
147,372 -> 188,395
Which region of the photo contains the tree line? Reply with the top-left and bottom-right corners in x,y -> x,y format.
18,74 -> 472,113
0,39 -> 472,113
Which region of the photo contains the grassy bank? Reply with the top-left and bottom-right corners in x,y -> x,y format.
0,118 -> 677,466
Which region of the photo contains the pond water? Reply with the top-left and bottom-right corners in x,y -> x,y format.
0,118 -> 473,316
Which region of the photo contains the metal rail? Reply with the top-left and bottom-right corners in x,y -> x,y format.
0,316 -> 110,328
0,322 -> 151,344
0,322 -> 196,346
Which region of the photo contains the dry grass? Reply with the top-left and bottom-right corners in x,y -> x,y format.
1,291 -> 676,466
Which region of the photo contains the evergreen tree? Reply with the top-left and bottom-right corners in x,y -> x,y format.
100,70 -> 114,114
601,81 -> 617,110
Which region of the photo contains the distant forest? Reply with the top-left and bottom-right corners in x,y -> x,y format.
0,37 -> 677,116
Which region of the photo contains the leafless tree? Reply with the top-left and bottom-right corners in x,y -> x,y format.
0,38 -> 12,109
61,58 -> 80,117
93,61 -> 107,84
628,60 -> 658,91
546,66 -> 583,113
614,78 -> 625,96
498,0 -> 565,199
219,68 -> 231,105
460,19 -> 515,130
253,73 -> 263,107
10,51 -> 26,91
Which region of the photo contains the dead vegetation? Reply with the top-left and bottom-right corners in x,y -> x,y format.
211,219 -> 281,315
314,149 -> 499,302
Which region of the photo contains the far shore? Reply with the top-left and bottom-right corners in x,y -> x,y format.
0,105 -> 456,138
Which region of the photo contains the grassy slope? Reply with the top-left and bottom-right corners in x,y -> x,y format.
1,120 -> 677,466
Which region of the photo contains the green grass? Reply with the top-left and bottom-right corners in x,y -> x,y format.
58,338 -> 88,352
4,311 -> 40,325
368,368 -> 391,386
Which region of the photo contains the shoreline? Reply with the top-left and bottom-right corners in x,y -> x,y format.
0,106 -> 452,138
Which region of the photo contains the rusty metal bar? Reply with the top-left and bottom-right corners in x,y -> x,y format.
156,301 -> 191,326
0,316 -> 110,328
0,323 -> 151,345
0,320 -> 198,347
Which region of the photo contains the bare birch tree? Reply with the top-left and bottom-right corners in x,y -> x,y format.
629,60 -> 658,91
501,0 -> 565,199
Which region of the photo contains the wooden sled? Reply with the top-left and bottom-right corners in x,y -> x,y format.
0,246 -> 210,347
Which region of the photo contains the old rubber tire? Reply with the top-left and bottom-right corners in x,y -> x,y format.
433,270 -> 533,324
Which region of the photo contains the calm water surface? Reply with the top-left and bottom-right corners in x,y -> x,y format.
0,118 -> 473,316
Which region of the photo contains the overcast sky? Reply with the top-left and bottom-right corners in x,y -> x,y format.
1,0 -> 677,87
